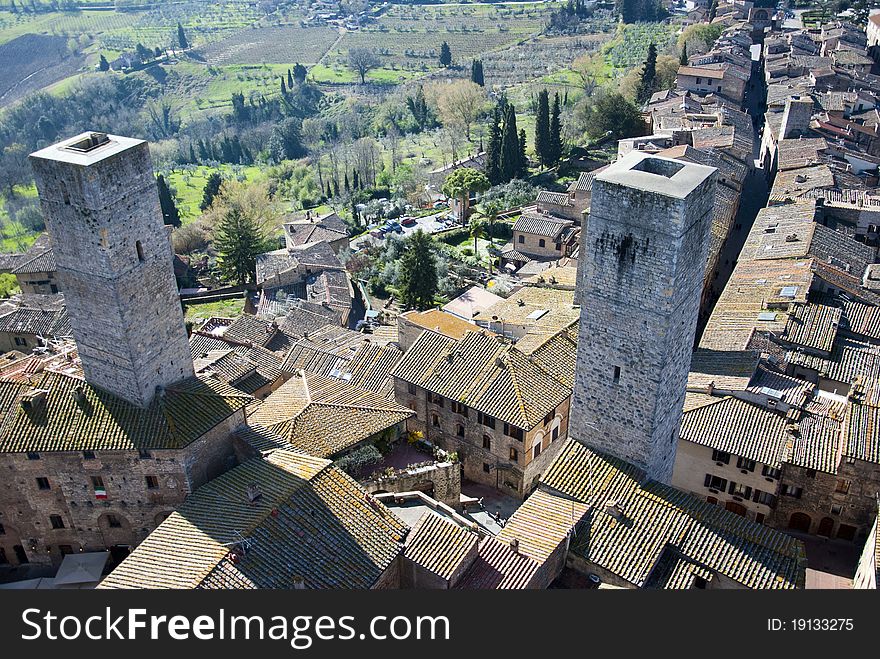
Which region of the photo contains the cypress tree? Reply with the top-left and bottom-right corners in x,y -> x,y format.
534,89 -> 550,167
156,175 -> 181,227
680,41 -> 688,66
500,103 -> 520,183
518,128 -> 528,178
177,22 -> 188,50
471,59 -> 484,86
485,106 -> 502,185
344,172 -> 350,192
636,43 -> 658,105
439,41 -> 452,67
353,170 -> 360,190
99,54 -> 109,71
548,92 -> 563,166
287,69 -> 294,88
281,77 -> 287,97
200,172 -> 223,211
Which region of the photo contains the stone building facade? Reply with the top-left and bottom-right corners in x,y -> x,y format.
572,153 -> 717,484
29,132 -> 195,407
0,404 -> 245,568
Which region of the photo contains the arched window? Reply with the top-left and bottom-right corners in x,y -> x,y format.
455,424 -> 464,438
482,435 -> 491,450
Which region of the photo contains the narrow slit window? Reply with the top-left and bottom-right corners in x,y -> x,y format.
136,240 -> 145,262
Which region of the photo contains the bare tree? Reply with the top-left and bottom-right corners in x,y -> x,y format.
428,80 -> 487,142
347,48 -> 380,84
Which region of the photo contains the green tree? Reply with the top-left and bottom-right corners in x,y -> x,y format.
200,172 -> 223,211
471,59 -> 484,86
518,129 -> 528,178
293,62 -> 308,84
347,47 -> 380,84
636,43 -> 658,104
708,0 -> 718,21
468,216 -> 487,260
398,230 -> 438,311
679,41 -> 688,66
548,92 -> 563,165
439,41 -> 452,67
287,69 -> 294,88
485,106 -> 503,184
582,92 -> 644,141
156,174 -> 181,227
476,200 -> 502,275
534,89 -> 551,167
500,103 -> 522,183
177,22 -> 188,49
442,167 -> 490,225
99,54 -> 109,71
214,206 -> 270,285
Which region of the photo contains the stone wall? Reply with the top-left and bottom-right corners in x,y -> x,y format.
572,154 -> 717,484
0,409 -> 243,568
362,459 -> 462,509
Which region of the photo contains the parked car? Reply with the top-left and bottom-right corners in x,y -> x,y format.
432,200 -> 447,209
401,217 -> 417,227
385,221 -> 402,233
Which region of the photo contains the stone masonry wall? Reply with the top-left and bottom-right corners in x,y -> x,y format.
572,156 -> 716,484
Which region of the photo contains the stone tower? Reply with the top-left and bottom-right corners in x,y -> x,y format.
571,152 -> 716,483
29,132 -> 194,407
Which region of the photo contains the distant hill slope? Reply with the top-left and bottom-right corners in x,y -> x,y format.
0,34 -> 86,108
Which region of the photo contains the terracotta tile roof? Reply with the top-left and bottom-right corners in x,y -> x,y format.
190,333 -> 284,395
99,450 -> 407,589
535,191 -> 573,207
0,253 -> 24,272
473,287 -> 579,338
840,298 -> 880,341
679,65 -> 726,79
776,138 -> 828,171
567,167 -> 608,193
523,265 -> 578,290
746,365 -> 815,409
683,392 -> 720,413
503,440 -> 806,589
0,306 -> 70,337
247,371 -> 413,458
688,349 -> 760,392
779,302 -> 841,353
789,414 -> 841,473
284,217 -> 348,248
844,401 -> 880,464
404,511 -> 478,581
512,212 -> 573,239
401,309 -> 475,341
222,314 -> 277,348
679,396 -> 791,468
392,330 -> 571,431
527,321 -> 578,388
769,165 -> 836,202
0,371 -> 251,453
454,535 -> 543,589
11,247 -> 56,275
787,335 -> 880,384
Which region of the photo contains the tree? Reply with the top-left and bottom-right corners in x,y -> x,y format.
471,59 -> 484,86
485,106 -> 503,185
406,86 -> 433,131
477,199 -> 502,275
469,216 -> 487,259
518,129 -> 528,178
293,62 -> 308,84
156,175 -> 181,227
708,0 -> 718,21
398,230 -> 438,311
442,167 -> 490,225
534,89 -> 550,167
548,92 -> 563,165
281,77 -> 287,97
268,117 -> 305,162
439,41 -> 452,67
347,47 -> 380,84
679,41 -> 688,66
177,22 -> 188,50
99,54 -> 109,71
287,68 -> 294,89
200,172 -> 223,211
581,92 -> 644,141
214,206 -> 269,285
636,43 -> 657,105
429,80 -> 486,142
500,103 -> 522,183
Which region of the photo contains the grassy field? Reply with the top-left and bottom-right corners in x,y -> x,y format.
184,296 -> 246,323
164,164 -> 266,223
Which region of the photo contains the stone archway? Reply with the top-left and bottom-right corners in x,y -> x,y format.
788,512 -> 812,533
817,517 -> 834,537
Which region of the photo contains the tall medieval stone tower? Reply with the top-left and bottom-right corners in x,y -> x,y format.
30,132 -> 194,407
571,152 -> 716,484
